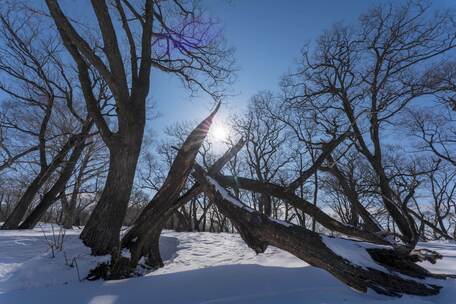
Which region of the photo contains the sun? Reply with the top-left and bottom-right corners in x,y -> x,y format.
210,124 -> 229,142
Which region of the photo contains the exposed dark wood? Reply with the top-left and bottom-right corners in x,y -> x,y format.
45,0 -> 153,255
120,134 -> 245,270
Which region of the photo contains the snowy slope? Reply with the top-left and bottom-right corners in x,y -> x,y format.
0,225 -> 456,304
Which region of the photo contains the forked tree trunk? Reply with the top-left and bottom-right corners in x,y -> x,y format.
130,138 -> 245,269
118,109 -> 245,273
193,165 -> 449,297
80,136 -> 142,255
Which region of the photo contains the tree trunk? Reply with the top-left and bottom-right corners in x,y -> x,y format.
61,195 -> 75,229
121,105 -> 219,267
1,136 -> 77,229
1,178 -> 43,229
261,193 -> 272,217
80,139 -> 142,255
19,124 -> 91,229
321,156 -> 382,233
215,174 -> 390,245
193,165 -> 448,297
144,229 -> 163,269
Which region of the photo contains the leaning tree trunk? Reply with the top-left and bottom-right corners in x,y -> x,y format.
1,178 -> 43,230
193,164 -> 450,297
19,121 -> 92,229
62,144 -> 93,229
1,137 -> 76,230
120,104 -> 220,270
80,131 -> 143,255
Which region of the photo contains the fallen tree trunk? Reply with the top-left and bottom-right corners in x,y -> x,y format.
193,164 -> 449,297
214,174 -> 391,245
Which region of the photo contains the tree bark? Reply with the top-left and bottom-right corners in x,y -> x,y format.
19,121 -> 93,229
121,104 -> 220,268
80,134 -> 143,255
1,136 -> 77,229
193,165 -> 448,297
1,179 -> 42,229
214,174 -> 390,245
61,194 -> 75,229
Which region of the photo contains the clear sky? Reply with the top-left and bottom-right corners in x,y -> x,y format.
150,0 -> 456,134
1,1 -> 454,136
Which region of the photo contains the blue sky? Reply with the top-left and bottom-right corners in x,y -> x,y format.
1,1 -> 454,136
150,0 -> 456,134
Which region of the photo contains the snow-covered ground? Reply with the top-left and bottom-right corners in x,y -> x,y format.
0,225 -> 456,304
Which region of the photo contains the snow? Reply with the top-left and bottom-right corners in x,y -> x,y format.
1,225 -> 456,304
321,235 -> 391,272
206,176 -> 255,212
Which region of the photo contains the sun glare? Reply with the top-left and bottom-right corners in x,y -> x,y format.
211,124 -> 228,142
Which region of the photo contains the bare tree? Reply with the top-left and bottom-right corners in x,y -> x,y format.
281,1 -> 456,250
233,92 -> 292,217
409,108 -> 456,166
45,0 -> 233,255
0,9 -> 92,229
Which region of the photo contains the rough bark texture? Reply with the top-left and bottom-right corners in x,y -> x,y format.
46,0 -> 153,255
193,165 -> 449,297
80,133 -> 143,255
121,137 -> 245,270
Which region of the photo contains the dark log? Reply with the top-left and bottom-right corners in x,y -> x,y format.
193,165 -> 449,297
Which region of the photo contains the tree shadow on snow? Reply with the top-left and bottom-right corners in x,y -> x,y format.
3,263 -> 452,304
